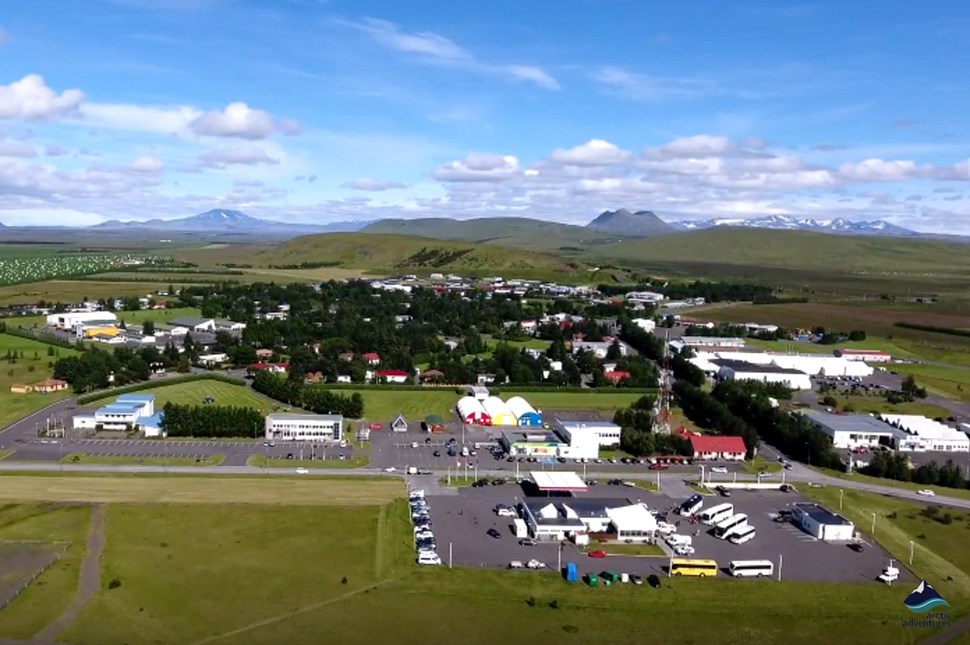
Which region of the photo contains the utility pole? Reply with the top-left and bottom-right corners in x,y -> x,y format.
778,554 -> 783,581
449,542 -> 453,569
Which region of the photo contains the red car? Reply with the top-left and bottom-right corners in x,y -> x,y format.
648,463 -> 669,471
588,549 -> 607,558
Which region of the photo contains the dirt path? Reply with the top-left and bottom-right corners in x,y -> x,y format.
33,504 -> 106,642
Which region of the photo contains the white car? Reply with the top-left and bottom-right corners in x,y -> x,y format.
917,489 -> 935,497
673,544 -> 695,556
656,522 -> 676,535
495,508 -> 516,518
710,466 -> 728,474
526,559 -> 546,569
415,531 -> 435,541
384,467 -> 397,473
295,467 -> 309,474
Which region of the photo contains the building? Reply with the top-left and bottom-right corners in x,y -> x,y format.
521,497 -> 651,542
456,397 -> 491,425
362,352 -> 381,365
791,502 -> 855,541
81,325 -> 119,339
390,413 -> 408,432
33,378 -> 69,394
74,394 -> 156,431
9,384 -> 31,394
603,370 -> 630,384
715,359 -> 813,390
505,396 -> 543,427
46,311 -> 117,330
214,318 -> 246,332
679,336 -> 745,348
482,396 -> 517,426
802,410 -> 898,450
375,369 -> 408,384
572,340 -> 626,359
247,362 -> 289,375
687,434 -> 747,460
169,317 -> 216,333
556,420 -> 622,447
631,318 -> 656,333
115,394 -> 155,416
197,353 -> 228,367
140,413 -> 165,438
500,430 -> 564,458
880,414 -> 970,453
835,349 -> 892,363
265,413 -> 343,442
465,385 -> 489,401
606,503 -> 659,543
625,291 -> 665,304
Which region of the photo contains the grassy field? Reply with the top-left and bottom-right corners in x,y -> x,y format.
0,280 -> 190,307
61,453 -> 226,467
84,378 -> 276,416
741,456 -> 782,474
246,454 -> 369,469
827,395 -> 953,418
0,333 -> 79,428
889,363 -> 970,401
598,543 -> 665,556
816,467 -> 970,502
0,475 -> 402,505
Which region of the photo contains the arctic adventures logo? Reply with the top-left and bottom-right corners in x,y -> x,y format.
902,580 -> 951,628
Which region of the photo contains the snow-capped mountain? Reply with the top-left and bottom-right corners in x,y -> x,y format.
674,214 -> 917,237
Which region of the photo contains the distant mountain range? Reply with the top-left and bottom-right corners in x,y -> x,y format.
92,209 -> 365,235
673,214 -> 917,237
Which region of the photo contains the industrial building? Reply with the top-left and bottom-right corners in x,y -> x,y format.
556,420 -> 622,447
46,311 -> 118,330
880,414 -> 970,453
505,396 -> 543,426
264,413 -> 343,442
482,396 -> 517,426
691,349 -> 874,379
791,503 -> 855,541
456,397 -> 491,425
72,394 -> 159,433
715,359 -> 813,390
802,410 -> 898,450
677,336 -> 746,349
501,429 -> 563,458
835,349 -> 892,363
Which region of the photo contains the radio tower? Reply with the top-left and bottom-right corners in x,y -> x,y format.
653,330 -> 672,435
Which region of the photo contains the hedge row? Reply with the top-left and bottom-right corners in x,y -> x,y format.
78,373 -> 246,404
317,382 -> 657,394
894,322 -> 970,339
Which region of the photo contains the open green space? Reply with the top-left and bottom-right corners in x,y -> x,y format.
816,467 -> 970,503
84,378 -> 276,418
61,453 -> 226,467
827,395 -> 953,418
245,454 -> 369,469
0,333 -> 79,428
742,456 -> 782,474
0,280 -> 190,307
889,363 -> 970,401
485,336 -> 552,351
597,543 -> 665,557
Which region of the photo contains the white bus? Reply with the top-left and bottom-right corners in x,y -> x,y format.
729,526 -> 756,545
714,513 -> 748,540
699,503 -> 734,526
679,494 -> 704,517
729,559 -> 773,578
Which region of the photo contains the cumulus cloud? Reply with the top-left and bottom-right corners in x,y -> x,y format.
0,140 -> 37,158
433,153 -> 520,182
78,103 -> 201,135
342,177 -> 409,191
129,155 -> 164,174
550,139 -> 633,167
189,102 -> 277,139
645,134 -> 735,159
0,75 -> 85,121
196,145 -> 279,168
838,158 -> 921,181
343,17 -> 559,90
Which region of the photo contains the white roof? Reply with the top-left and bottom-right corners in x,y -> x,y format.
505,396 -> 537,418
456,397 -> 486,415
530,470 -> 588,491
606,503 -> 658,532
880,414 -> 969,443
482,396 -> 515,419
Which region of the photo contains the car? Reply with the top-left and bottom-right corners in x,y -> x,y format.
780,484 -> 795,493
526,559 -> 546,569
917,489 -> 936,497
411,442 -> 418,448
758,471 -> 773,478
492,479 -> 506,485
588,549 -> 607,559
519,538 -> 536,547
295,467 -> 309,474
608,457 -> 617,464
631,574 -> 643,585
783,463 -> 793,470
486,528 -> 502,539
495,507 -> 516,518
710,466 -> 728,474
673,544 -> 695,556
415,531 -> 434,541
648,463 -> 669,471
656,522 -> 676,535
506,456 -> 514,462
433,450 -> 441,457
384,467 -> 397,473
716,486 -> 732,497
849,542 -> 865,553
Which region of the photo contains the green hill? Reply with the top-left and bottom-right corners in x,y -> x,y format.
254,233 -> 592,280
361,217 -> 626,252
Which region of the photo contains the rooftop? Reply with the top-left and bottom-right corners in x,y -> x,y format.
503,430 -> 562,445
793,502 -> 853,526
803,410 -> 898,436
557,420 -> 622,431
116,394 -> 155,402
169,316 -> 213,327
713,359 -> 807,375
266,413 -> 343,422
98,403 -> 145,414
688,434 -> 747,454
531,470 -> 588,492
523,498 -> 633,525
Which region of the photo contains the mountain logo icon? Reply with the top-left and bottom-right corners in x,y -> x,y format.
903,580 -> 950,613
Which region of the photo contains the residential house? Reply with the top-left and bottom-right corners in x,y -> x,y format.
197,353 -> 228,367
335,375 -> 352,383
259,311 -> 288,321
305,371 -> 324,384
9,384 -> 32,394
375,369 -> 408,384
477,373 -> 497,385
247,362 -> 289,375
32,378 -> 69,394
255,348 -> 275,360
685,434 -> 747,461
420,369 -> 445,383
394,315 -> 412,324
519,320 -> 538,333
603,370 -> 630,384
362,352 -> 381,366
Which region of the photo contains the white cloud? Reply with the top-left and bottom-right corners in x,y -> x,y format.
594,67 -> 717,102
190,102 -> 277,140
550,139 -> 632,167
646,135 -> 735,158
433,153 -> 520,182
78,103 -> 201,135
640,157 -> 725,176
44,144 -> 67,157
0,75 -> 85,121
838,158 -> 921,181
342,177 -> 409,191
343,17 -> 559,90
0,140 -> 37,158
129,155 -> 164,174
197,145 -> 280,168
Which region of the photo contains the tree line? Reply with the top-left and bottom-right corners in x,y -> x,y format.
251,371 -> 364,418
860,451 -> 970,490
612,395 -> 692,458
160,402 -> 264,438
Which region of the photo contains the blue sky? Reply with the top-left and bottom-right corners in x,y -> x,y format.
0,0 -> 967,231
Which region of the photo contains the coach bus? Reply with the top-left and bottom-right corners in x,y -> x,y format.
670,558 -> 719,577
699,503 -> 734,526
714,513 -> 749,540
729,559 -> 774,578
679,494 -> 704,517
728,525 -> 757,545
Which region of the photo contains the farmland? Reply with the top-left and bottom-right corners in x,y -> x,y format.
84,379 -> 277,414
888,363 -> 970,401
0,280 -> 193,308
0,333 -> 79,428
0,247 -> 171,287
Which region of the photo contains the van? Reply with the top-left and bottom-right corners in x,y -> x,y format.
665,534 -> 692,547
417,552 -> 441,566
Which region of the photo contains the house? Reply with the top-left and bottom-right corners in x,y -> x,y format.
477,373 -> 497,385
603,370 -> 630,384
247,362 -> 289,375
255,349 -> 275,360
420,369 -> 445,383
687,434 -> 747,461
197,353 -> 228,367
631,318 -> 656,333
32,379 -> 69,394
519,320 -> 538,333
169,317 -> 216,333
390,413 -> 408,432
9,384 -> 32,394
335,375 -> 352,383
259,311 -> 288,321
214,318 -> 246,332
375,369 -> 408,384
305,371 -> 324,384
362,352 -> 381,365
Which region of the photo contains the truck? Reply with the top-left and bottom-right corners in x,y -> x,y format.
513,518 -> 528,538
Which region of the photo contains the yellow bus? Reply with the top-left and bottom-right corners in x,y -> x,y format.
670,558 -> 719,577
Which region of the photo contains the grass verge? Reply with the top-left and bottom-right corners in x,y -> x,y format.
0,449 -> 14,461
245,454 -> 369,469
61,452 -> 226,467
598,543 -> 665,557
816,467 -> 970,502
743,456 -> 782,474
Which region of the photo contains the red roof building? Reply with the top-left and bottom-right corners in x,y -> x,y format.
247,362 -> 289,374
362,352 -> 381,365
375,369 -> 408,383
688,434 -> 747,461
603,370 -> 631,383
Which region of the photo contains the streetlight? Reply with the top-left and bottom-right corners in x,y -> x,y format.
839,489 -> 844,511
909,540 -> 914,566
699,464 -> 706,485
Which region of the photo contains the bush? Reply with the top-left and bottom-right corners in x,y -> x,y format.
108,578 -> 122,590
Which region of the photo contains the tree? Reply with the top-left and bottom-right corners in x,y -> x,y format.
143,320 -> 155,336
606,339 -> 622,360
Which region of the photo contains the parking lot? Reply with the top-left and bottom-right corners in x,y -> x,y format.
420,483 -> 908,583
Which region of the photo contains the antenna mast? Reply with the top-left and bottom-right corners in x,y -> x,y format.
653,329 -> 671,435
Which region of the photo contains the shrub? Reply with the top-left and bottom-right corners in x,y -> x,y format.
108,578 -> 122,590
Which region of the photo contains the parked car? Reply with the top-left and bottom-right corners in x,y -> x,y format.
710,466 -> 728,474
432,450 -> 441,457
917,489 -> 935,497
295,467 -> 309,474
715,485 -> 731,497
648,463 -> 669,471
526,559 -> 546,569
519,538 -> 536,547
673,544 -> 695,556
588,549 -> 607,558
486,528 -> 501,539
495,506 -> 516,517
631,574 -> 643,585
849,543 -> 865,553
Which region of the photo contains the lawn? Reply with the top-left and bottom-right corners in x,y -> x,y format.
0,333 -> 79,428
741,455 -> 782,474
598,543 -> 665,556
61,453 -> 226,467
0,475 -> 403,506
889,363 -> 970,401
485,336 -> 552,351
828,395 -> 952,418
84,378 -> 276,417
815,467 -> 970,503
246,454 -> 369,469
116,307 -> 202,326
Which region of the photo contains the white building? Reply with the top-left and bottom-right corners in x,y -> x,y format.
505,396 -> 543,427
197,353 -> 228,367
835,349 -> 892,363
265,413 -> 343,442
606,503 -> 659,543
556,420 -> 622,447
625,291 -> 665,304
46,311 -> 117,330
802,410 -> 898,450
631,318 -> 657,333
482,396 -> 517,426
456,397 -> 490,424
572,340 -> 627,359
792,503 -> 855,541
679,336 -> 745,348
715,360 -> 813,390
74,394 -> 156,431
169,317 -> 216,333
880,414 -> 970,453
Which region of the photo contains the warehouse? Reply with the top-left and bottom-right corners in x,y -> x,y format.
715,359 -> 813,390
792,503 -> 855,541
556,420 -> 622,447
482,396 -> 517,426
678,336 -> 745,348
802,410 -> 897,450
881,414 -> 970,453
46,311 -> 118,331
265,413 -> 343,442
835,349 -> 892,363
456,397 -> 491,425
505,396 -> 543,427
